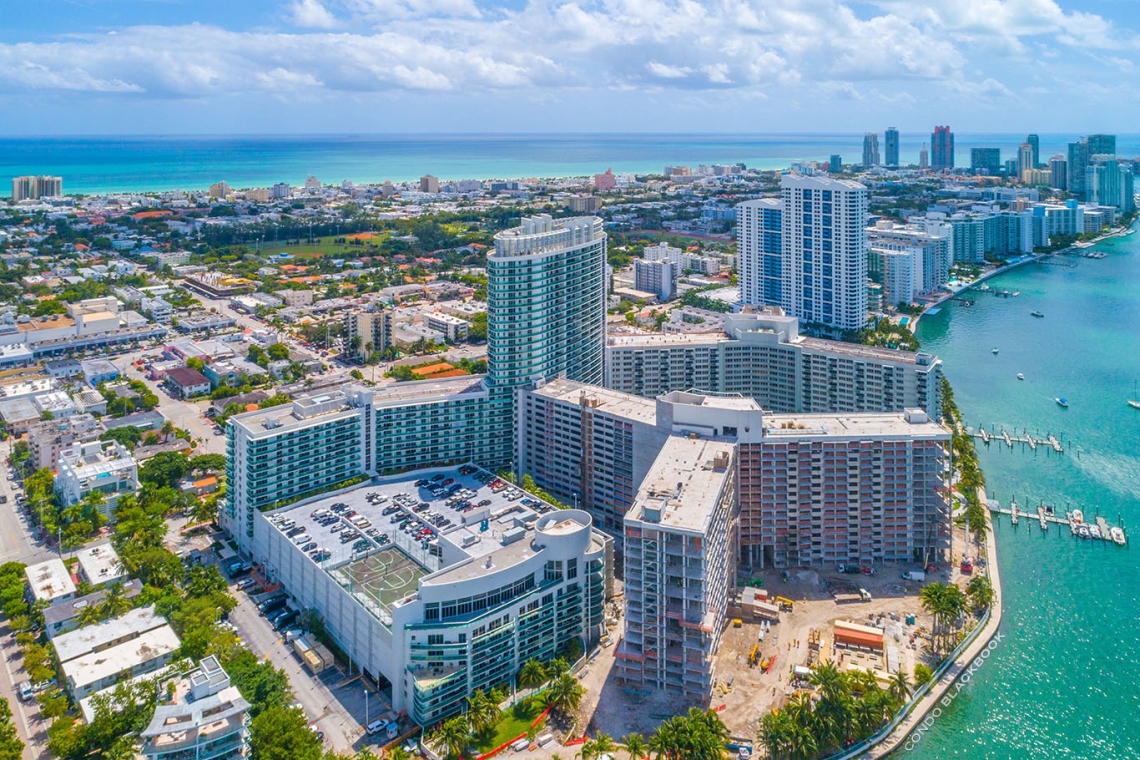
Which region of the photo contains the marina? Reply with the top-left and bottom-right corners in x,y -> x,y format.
988,499 -> 1129,546
970,427 -> 1064,454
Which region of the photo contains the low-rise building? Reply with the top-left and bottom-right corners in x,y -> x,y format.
140,656 -> 251,760
25,558 -> 77,605
165,367 -> 212,399
74,543 -> 126,587
55,440 -> 139,515
424,313 -> 470,343
55,605 -> 181,700
44,580 -> 143,640
27,413 -> 104,471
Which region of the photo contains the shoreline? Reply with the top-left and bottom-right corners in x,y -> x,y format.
909,222 -> 1136,333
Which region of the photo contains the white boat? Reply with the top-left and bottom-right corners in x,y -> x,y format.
1077,525 -> 1090,539
1110,527 -> 1126,545
1072,509 -> 1083,524
992,347 -> 999,355
1055,397 -> 1069,408
1089,525 -> 1102,540
1017,373 -> 1025,380
1129,400 -> 1140,410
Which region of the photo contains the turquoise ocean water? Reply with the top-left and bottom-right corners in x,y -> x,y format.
910,237 -> 1140,758
6,133 -> 1140,195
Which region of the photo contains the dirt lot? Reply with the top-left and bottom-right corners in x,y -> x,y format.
567,526 -> 985,746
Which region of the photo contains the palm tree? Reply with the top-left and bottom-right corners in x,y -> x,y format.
464,689 -> 500,735
966,575 -> 994,612
547,672 -> 584,722
433,716 -> 470,760
76,601 -> 103,627
384,747 -> 412,760
518,659 -> 548,691
584,733 -> 616,759
547,657 -> 571,679
622,732 -> 646,760
101,581 -> 131,618
888,670 -> 911,706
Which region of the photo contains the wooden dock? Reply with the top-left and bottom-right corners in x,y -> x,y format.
989,499 -> 1127,546
971,427 -> 1064,454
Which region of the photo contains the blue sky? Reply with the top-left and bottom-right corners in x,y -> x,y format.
2,0 -> 1139,135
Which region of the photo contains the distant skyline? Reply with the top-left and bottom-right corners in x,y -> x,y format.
2,0 -> 1139,135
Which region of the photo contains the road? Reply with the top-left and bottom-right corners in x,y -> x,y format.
0,441 -> 67,759
228,589 -> 379,755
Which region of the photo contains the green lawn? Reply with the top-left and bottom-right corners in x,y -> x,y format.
254,234 -> 387,258
471,694 -> 548,753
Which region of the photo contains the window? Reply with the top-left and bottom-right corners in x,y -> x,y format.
567,558 -> 578,580
428,634 -> 443,646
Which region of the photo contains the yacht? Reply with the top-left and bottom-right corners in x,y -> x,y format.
992,347 -> 999,355
1017,373 -> 1025,380
1055,397 -> 1069,408
1031,311 -> 1044,318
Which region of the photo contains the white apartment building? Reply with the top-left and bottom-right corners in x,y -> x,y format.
54,605 -> 181,700
867,220 -> 951,294
140,656 -> 251,760
604,309 -> 943,419
780,174 -> 869,330
255,466 -> 609,726
643,243 -> 683,276
424,313 -> 470,343
55,440 -> 139,516
633,258 -> 676,301
25,558 -> 77,605
617,438 -> 737,698
343,308 -> 392,362
874,246 -> 923,307
735,197 -> 783,307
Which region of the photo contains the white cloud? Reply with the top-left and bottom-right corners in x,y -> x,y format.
0,0 -> 1135,125
290,0 -> 341,29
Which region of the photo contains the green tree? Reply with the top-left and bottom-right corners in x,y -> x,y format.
248,345 -> 268,367
547,672 -> 584,722
913,663 -> 933,687
888,669 -> 912,706
100,425 -> 143,450
139,451 -> 190,488
433,715 -> 470,760
966,575 -> 994,612
622,733 -> 646,760
0,697 -> 23,760
518,658 -> 547,690
249,706 -> 322,760
464,689 -> 500,735
267,343 -> 291,361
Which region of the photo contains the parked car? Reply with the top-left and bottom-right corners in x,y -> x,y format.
236,577 -> 258,591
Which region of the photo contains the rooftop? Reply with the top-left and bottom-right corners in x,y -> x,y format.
762,409 -> 950,440
628,438 -> 734,534
53,605 -> 168,664
75,543 -> 126,585
25,558 -> 76,603
62,624 -> 181,690
528,377 -> 657,425
269,462 -> 568,626
44,579 -> 143,629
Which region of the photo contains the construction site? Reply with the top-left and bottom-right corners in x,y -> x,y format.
580,564 -> 954,742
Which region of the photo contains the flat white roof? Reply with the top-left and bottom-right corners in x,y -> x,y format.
62,625 -> 180,690
628,438 -> 734,534
75,543 -> 125,586
25,558 -> 76,603
528,378 -> 657,425
53,605 -> 168,664
763,410 -> 949,440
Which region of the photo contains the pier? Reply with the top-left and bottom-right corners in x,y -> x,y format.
971,427 -> 1064,454
988,499 -> 1128,546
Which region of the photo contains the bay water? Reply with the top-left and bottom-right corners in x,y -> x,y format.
910,236 -> 1140,758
